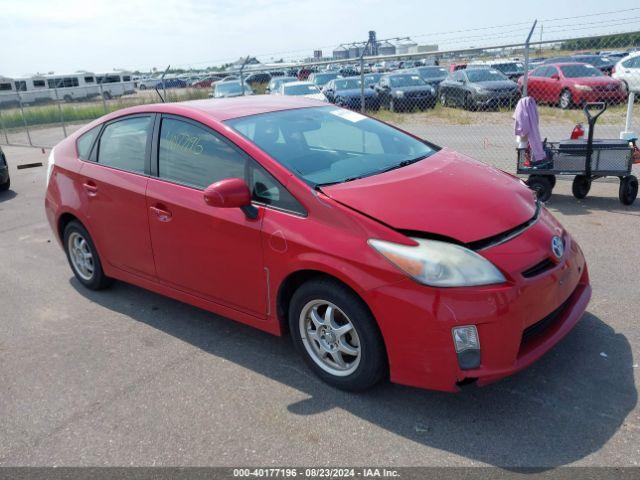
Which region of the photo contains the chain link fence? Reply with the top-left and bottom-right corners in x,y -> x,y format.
1,30 -> 639,175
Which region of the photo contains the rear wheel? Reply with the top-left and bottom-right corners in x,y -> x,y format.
559,89 -> 573,109
465,93 -> 476,111
619,175 -> 638,205
0,177 -> 9,192
527,175 -> 553,202
572,175 -> 591,199
439,92 -> 448,107
63,221 -> 112,290
389,98 -> 397,112
289,278 -> 387,391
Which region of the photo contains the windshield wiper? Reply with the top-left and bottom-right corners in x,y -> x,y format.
377,155 -> 428,174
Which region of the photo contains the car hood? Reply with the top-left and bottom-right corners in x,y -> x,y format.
320,148 -> 536,243
303,93 -> 328,102
394,85 -> 434,93
569,77 -> 620,86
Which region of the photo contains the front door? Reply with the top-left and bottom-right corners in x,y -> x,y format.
146,115 -> 266,316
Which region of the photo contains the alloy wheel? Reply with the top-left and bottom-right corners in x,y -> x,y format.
68,232 -> 95,281
299,300 -> 361,377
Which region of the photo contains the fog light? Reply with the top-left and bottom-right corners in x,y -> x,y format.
452,326 -> 481,370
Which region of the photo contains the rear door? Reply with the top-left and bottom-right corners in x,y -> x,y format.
79,114 -> 156,278
145,115 -> 266,316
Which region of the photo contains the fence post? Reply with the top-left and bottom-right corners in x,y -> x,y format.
53,86 -> 68,137
0,107 -> 9,145
359,38 -> 372,113
522,20 -> 537,98
16,91 -> 33,147
98,81 -> 108,114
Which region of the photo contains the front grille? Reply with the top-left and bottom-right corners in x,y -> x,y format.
521,294 -> 572,346
522,258 -> 556,278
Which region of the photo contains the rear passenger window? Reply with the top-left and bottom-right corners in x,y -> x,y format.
97,116 -> 151,173
76,126 -> 101,160
158,118 -> 246,189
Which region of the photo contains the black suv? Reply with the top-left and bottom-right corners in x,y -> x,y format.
0,146 -> 9,191
374,73 -> 436,111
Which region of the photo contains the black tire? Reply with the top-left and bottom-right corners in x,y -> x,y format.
572,175 -> 591,199
102,91 -> 112,100
439,92 -> 448,107
0,177 -> 9,192
548,175 -> 557,189
619,175 -> 638,205
465,93 -> 475,111
288,278 -> 387,391
139,85 -> 147,90
63,95 -> 72,102
527,175 -> 553,202
389,98 -> 397,112
559,89 -> 573,110
63,221 -> 112,290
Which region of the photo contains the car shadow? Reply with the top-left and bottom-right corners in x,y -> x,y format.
0,189 -> 17,202
545,192 -> 639,217
71,279 -> 637,469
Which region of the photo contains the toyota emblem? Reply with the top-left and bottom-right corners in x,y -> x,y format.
551,236 -> 564,260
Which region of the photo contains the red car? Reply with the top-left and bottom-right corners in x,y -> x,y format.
519,62 -> 627,109
44,96 -> 591,392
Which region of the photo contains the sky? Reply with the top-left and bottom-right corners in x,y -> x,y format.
0,0 -> 639,77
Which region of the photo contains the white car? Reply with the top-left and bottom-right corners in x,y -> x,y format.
278,81 -> 328,102
613,52 -> 640,93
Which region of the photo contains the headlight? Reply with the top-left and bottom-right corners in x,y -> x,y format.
368,238 -> 506,287
574,84 -> 592,91
394,90 -> 404,97
474,86 -> 489,94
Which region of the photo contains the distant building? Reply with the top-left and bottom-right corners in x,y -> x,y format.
377,40 -> 396,56
313,50 -> 323,59
332,46 -> 349,60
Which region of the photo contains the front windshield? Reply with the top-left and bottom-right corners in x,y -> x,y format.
575,56 -> 609,67
560,64 -> 604,78
313,73 -> 337,85
417,67 -> 447,79
335,79 -> 361,90
389,75 -> 425,87
465,69 -> 507,82
283,84 -> 320,95
225,106 -> 436,186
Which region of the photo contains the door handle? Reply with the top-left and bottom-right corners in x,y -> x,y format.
82,181 -> 98,196
150,205 -> 172,222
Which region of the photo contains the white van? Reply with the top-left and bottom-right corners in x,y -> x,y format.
12,76 -> 52,104
0,76 -> 17,106
42,73 -> 101,102
96,72 -> 136,99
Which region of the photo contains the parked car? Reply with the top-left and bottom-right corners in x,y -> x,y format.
520,62 -> 626,109
296,68 -> 315,80
243,72 -> 271,85
409,66 -> 448,90
157,77 -> 187,89
544,55 -> 616,75
0,146 -> 9,191
278,81 -> 327,102
612,51 -> 640,93
45,97 -> 591,392
137,77 -> 160,90
211,81 -> 254,98
322,78 -> 379,110
191,76 -> 221,89
438,68 -> 519,110
375,73 -> 436,111
488,61 -> 525,80
447,63 -> 467,73
338,67 -> 359,78
308,72 -> 339,89
266,76 -> 297,94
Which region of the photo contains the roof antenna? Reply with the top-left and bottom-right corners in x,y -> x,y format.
155,65 -> 170,103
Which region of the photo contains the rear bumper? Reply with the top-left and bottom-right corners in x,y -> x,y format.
574,90 -> 626,104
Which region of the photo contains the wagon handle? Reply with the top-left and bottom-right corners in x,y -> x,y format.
583,102 -> 607,127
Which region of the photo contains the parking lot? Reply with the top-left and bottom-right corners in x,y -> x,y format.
0,125 -> 638,467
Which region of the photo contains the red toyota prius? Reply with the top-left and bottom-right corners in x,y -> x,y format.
44,96 -> 591,392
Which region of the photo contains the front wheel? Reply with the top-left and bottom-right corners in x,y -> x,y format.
559,89 -> 573,109
63,221 -> 113,290
619,175 -> 638,205
0,177 -> 9,192
289,278 -> 387,391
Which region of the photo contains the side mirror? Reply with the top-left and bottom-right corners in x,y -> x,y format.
203,178 -> 258,219
550,74 -> 560,80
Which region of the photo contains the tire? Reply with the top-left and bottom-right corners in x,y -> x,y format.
288,278 -> 387,391
389,98 -> 397,112
63,221 -> 112,290
572,175 -> 591,199
139,85 -> 147,90
465,93 -> 476,111
619,175 -> 638,205
548,175 -> 557,189
527,175 -> 553,202
439,92 -> 448,107
63,95 -> 72,102
559,89 -> 573,110
102,91 -> 112,100
0,177 -> 9,192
